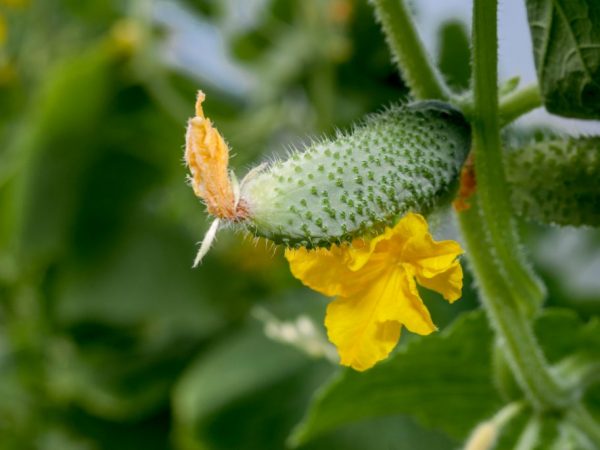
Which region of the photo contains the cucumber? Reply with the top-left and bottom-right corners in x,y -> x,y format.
239,101 -> 471,247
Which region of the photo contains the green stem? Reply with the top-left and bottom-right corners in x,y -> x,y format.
514,416 -> 541,450
499,83 -> 542,126
370,0 -> 450,100
463,402 -> 523,450
567,404 -> 600,446
460,0 -> 573,412
459,203 -> 570,410
555,354 -> 600,395
470,0 -> 545,316
464,0 -> 600,440
369,0 -> 600,439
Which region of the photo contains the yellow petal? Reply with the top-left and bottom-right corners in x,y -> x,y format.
397,214 -> 463,277
345,238 -> 377,271
285,245 -> 382,297
405,236 -> 463,278
285,212 -> 463,371
394,213 -> 464,304
397,265 -> 438,335
416,261 -> 463,303
325,266 -> 435,371
344,224 -> 405,271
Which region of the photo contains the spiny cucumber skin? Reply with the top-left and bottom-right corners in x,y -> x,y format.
507,137 -> 600,227
241,101 -> 471,247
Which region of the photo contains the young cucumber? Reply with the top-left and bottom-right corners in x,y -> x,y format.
239,101 -> 471,247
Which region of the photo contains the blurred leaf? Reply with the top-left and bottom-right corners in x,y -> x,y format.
45,217 -> 230,421
45,330 -> 200,421
533,309 -> 600,426
180,0 -> 222,18
0,360 -> 37,446
493,407 -> 594,450
54,220 -> 224,335
495,308 -> 600,437
20,40 -> 119,152
62,0 -> 120,26
230,27 -> 272,63
179,308 -> 316,450
584,384 -> 600,433
500,76 -> 521,96
496,414 -> 563,450
173,321 -> 309,427
5,39 -> 122,262
552,421 -> 598,450
534,308 -> 600,363
437,20 -> 471,91
290,310 -> 501,446
525,0 -> 600,118
174,325 -> 455,450
302,415 -> 455,450
60,406 -> 172,450
492,409 -> 529,450
35,427 -> 96,450
195,361 -> 333,450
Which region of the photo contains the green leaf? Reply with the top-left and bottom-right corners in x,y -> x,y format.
534,308 -> 600,363
3,40 -> 120,260
496,413 -> 593,450
290,311 -> 501,446
552,422 -> 598,450
302,416 -> 455,450
525,0 -> 600,118
437,20 -> 471,91
172,321 -> 309,429
535,309 -> 600,427
47,221 -> 228,420
493,412 -> 561,450
173,327 -> 456,450
44,320 -> 206,421
506,136 -> 600,227
500,76 -> 521,97
54,222 -> 224,334
495,308 -> 600,399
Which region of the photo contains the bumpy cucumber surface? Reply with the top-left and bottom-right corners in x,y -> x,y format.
240,101 -> 471,247
507,136 -> 600,227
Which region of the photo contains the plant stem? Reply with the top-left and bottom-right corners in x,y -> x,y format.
514,415 -> 541,450
460,0 -> 572,411
369,0 -> 600,439
499,83 -> 542,125
556,354 -> 600,394
459,203 -> 570,410
567,404 -> 600,446
463,402 -> 523,450
370,0 -> 450,100
470,0 -> 546,317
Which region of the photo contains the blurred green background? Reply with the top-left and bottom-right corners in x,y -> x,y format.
1,1 -> 599,449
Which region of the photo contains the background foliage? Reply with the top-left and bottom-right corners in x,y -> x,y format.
0,0 -> 599,449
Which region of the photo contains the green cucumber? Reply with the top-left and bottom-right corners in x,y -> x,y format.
238,100 -> 471,247
506,136 -> 600,226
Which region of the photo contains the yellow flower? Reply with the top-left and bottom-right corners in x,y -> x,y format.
285,212 -> 463,371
